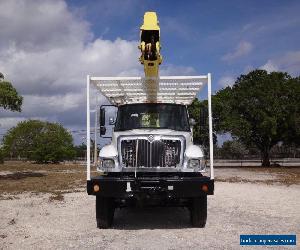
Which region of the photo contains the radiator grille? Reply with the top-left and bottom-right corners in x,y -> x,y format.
120,139 -> 181,168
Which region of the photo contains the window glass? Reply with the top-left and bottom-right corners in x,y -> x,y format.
115,104 -> 190,131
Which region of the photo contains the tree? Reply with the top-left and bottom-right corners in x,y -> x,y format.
0,73 -> 23,112
214,70 -> 300,166
0,148 -> 4,164
74,143 -> 87,158
188,99 -> 217,147
0,73 -> 23,163
218,140 -> 249,159
3,120 -> 75,163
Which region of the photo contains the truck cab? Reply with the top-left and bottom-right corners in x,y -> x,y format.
100,103 -> 205,172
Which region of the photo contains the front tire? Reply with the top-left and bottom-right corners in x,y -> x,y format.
96,196 -> 115,228
190,196 -> 207,228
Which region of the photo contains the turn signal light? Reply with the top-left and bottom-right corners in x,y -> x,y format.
93,184 -> 100,192
202,184 -> 208,192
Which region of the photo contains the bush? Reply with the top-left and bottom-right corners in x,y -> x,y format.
3,120 -> 75,163
219,140 -> 249,159
0,148 -> 4,164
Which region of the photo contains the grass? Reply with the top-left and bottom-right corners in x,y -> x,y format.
0,161 -> 94,196
215,167 -> 300,186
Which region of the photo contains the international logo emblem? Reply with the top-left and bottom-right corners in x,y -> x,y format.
148,135 -> 154,142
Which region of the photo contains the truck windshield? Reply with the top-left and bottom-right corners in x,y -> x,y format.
114,104 -> 190,131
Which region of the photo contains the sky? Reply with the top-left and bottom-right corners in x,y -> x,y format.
0,0 -> 300,145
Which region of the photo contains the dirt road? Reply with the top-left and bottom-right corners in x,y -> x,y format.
1,180 -> 299,249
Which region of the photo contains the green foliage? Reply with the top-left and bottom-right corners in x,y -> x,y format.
218,140 -> 249,159
188,99 -> 217,147
0,80 -> 23,112
3,120 -> 75,163
0,147 -> 4,164
214,69 -> 300,166
74,143 -> 87,158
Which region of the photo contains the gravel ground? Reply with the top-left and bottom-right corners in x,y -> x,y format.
0,180 -> 299,249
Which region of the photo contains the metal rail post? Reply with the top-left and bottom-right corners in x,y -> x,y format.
207,73 -> 214,179
94,96 -> 98,166
86,75 -> 91,181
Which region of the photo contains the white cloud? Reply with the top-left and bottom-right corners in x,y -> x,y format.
261,60 -> 279,72
1,38 -> 140,96
243,65 -> 255,74
0,0 -> 195,143
222,41 -> 253,62
0,118 -> 27,130
0,0 -> 141,137
218,76 -> 235,87
0,0 -> 91,51
261,51 -> 300,76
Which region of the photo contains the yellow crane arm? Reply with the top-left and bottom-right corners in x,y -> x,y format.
139,12 -> 162,78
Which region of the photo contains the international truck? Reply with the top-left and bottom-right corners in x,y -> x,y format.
86,12 -> 214,228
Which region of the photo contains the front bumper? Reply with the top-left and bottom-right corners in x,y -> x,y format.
87,175 -> 214,197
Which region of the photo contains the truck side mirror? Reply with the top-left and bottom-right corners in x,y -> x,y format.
100,108 -> 105,126
200,107 -> 207,126
100,108 -> 106,135
100,126 -> 106,135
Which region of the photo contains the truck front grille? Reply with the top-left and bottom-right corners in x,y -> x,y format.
120,138 -> 182,168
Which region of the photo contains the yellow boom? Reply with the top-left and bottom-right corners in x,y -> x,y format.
139,12 -> 162,78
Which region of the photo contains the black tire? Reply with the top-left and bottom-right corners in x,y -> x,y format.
190,196 -> 207,228
96,196 -> 115,229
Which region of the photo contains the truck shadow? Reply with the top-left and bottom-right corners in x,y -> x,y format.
113,207 -> 192,229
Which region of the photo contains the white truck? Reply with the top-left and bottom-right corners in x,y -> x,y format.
86,12 -> 214,228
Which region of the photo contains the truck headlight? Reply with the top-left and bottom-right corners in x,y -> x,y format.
101,159 -> 115,168
188,159 -> 200,168
188,158 -> 206,172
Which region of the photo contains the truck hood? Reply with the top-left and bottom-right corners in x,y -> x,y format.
111,129 -> 192,146
115,128 -> 188,135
